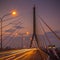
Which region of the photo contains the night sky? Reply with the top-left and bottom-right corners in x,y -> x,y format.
0,0 -> 60,48
0,0 -> 60,32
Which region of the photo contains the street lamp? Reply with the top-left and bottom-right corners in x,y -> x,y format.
26,32 -> 29,35
0,11 -> 16,50
48,45 -> 56,49
12,11 -> 16,16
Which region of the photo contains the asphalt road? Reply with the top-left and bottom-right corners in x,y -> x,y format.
0,48 -> 48,60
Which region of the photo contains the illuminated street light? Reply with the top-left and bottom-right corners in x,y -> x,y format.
12,11 -> 16,15
12,11 -> 16,16
52,45 -> 56,49
53,46 -> 56,49
0,11 -> 16,50
26,32 -> 29,35
48,46 -> 52,49
48,45 -> 52,49
48,45 -> 56,49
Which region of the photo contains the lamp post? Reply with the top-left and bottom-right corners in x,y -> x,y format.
0,11 -> 16,50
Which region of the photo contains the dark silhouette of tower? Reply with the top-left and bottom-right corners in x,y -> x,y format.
30,6 -> 39,48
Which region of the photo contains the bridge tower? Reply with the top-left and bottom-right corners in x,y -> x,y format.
30,6 -> 39,47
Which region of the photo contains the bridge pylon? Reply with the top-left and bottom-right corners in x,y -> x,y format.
30,6 -> 39,48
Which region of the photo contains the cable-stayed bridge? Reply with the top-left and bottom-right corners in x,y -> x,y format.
0,6 -> 60,60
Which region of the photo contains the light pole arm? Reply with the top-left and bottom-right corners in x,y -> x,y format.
1,13 -> 11,19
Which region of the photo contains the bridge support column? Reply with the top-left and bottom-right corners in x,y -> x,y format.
30,6 -> 39,48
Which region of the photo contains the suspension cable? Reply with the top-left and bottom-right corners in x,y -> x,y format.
2,20 -> 22,40
37,21 -> 47,48
3,25 -> 19,47
38,19 -> 52,45
3,21 -> 23,42
0,17 -> 23,29
3,24 -> 22,48
39,16 -> 60,40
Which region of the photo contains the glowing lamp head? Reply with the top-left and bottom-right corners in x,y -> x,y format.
26,32 -> 29,35
53,46 -> 56,49
48,46 -> 52,49
12,11 -> 16,15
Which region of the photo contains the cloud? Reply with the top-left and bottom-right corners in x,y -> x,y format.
5,29 -> 15,32
13,26 -> 24,29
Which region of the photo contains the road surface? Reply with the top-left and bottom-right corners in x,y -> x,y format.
0,48 -> 48,60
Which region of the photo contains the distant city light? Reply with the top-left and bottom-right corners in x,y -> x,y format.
14,33 -> 18,37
